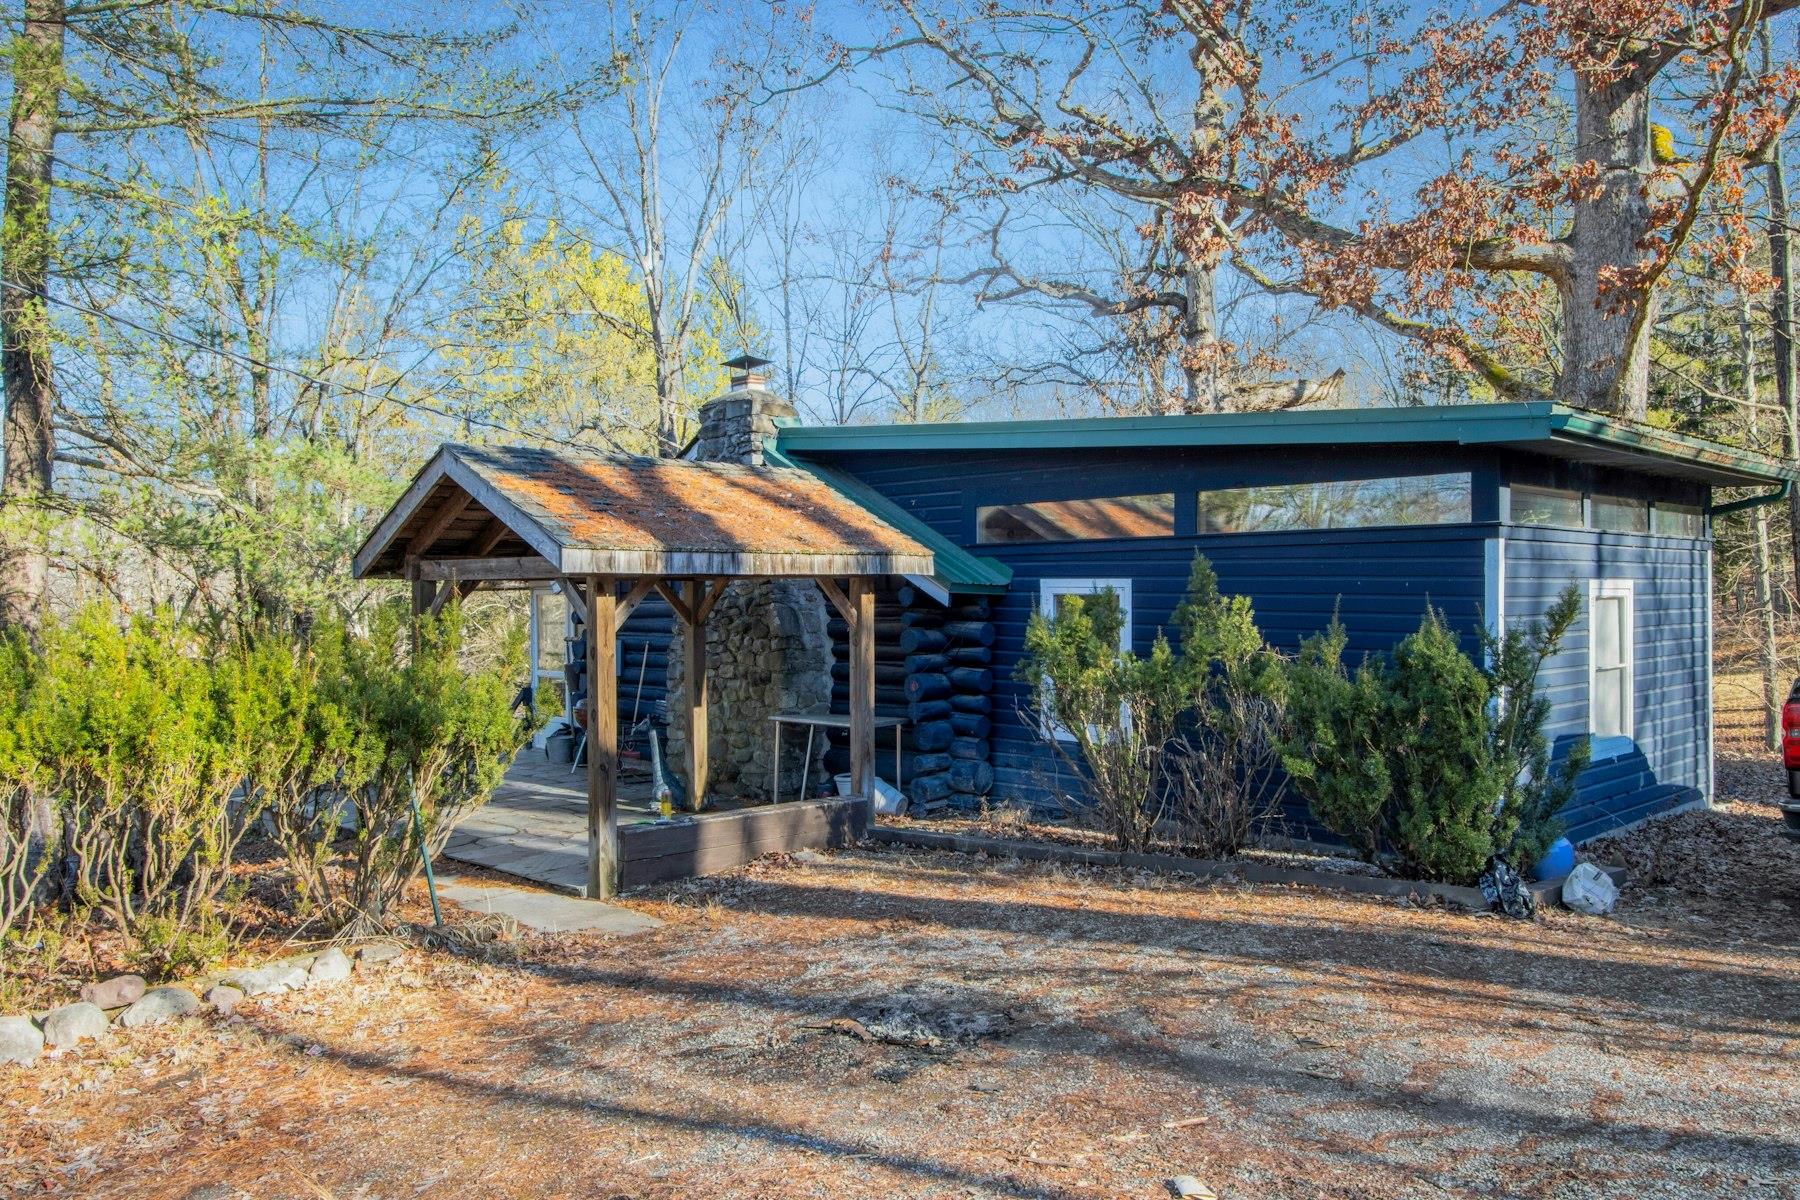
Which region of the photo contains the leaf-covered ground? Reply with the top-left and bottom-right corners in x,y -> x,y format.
4,755 -> 1799,1199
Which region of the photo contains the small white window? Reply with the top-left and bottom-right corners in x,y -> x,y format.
1588,580 -> 1635,740
1037,578 -> 1132,742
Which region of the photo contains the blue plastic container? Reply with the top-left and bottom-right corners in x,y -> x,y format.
1532,836 -> 1576,882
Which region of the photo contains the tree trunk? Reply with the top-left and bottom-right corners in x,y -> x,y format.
1180,256 -> 1222,414
0,0 -> 65,635
1559,66 -> 1654,418
1767,136 -> 1800,606
1756,504 -> 1782,748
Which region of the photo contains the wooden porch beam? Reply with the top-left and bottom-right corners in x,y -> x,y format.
692,576 -> 729,625
848,577 -> 876,797
587,575 -> 620,899
615,577 -> 656,634
430,577 -> 483,616
653,580 -> 694,625
814,577 -> 854,625
416,555 -> 558,582
684,578 -> 710,813
558,577 -> 589,627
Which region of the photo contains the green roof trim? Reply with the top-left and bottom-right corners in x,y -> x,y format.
762,443 -> 1012,595
775,401 -> 1797,489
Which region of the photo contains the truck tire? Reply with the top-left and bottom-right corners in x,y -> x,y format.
1787,769 -> 1800,799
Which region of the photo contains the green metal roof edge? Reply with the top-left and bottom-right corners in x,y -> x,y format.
775,402 -> 1554,451
1546,409 -> 1800,485
774,401 -> 1795,486
762,444 -> 1013,594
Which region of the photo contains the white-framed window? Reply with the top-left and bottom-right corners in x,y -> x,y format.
1588,579 -> 1635,741
1037,578 -> 1133,742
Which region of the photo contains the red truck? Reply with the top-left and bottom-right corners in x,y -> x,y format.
1780,683 -> 1800,839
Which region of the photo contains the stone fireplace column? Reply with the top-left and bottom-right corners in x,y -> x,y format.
666,357 -> 833,801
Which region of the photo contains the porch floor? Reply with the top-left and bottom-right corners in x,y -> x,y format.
442,747 -> 837,895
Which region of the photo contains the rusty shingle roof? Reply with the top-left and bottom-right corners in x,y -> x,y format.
354,443 -> 935,580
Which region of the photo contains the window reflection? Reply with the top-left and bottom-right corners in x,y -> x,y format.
1196,473 -> 1472,534
977,494 -> 1175,544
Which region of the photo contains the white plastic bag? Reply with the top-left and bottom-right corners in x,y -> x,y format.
1561,862 -> 1618,916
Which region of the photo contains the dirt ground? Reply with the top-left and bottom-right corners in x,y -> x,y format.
3,752 -> 1798,1199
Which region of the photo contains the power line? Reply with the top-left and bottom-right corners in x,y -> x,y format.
0,278 -> 600,451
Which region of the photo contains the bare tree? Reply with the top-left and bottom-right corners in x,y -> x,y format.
561,0 -> 808,455
852,0 -> 1800,419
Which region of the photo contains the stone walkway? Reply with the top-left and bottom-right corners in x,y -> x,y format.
431,874 -> 661,936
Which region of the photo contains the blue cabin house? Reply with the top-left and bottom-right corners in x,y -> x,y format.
526,376 -> 1795,848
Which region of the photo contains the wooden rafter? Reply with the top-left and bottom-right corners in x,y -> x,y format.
467,516 -> 510,557
408,491 -> 473,557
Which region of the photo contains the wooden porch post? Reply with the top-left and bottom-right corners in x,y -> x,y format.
684,579 -> 710,811
586,576 -> 620,899
848,577 -> 876,796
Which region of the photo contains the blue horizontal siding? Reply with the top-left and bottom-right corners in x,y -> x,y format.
1505,525 -> 1710,842
811,444 -> 1496,816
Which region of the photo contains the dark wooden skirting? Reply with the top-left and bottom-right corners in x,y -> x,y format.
866,825 -> 1623,910
620,795 -> 873,888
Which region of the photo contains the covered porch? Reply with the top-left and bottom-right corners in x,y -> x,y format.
352,442 -> 933,898
442,749 -> 868,892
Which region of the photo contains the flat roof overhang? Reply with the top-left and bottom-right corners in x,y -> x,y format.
774,402 -> 1798,490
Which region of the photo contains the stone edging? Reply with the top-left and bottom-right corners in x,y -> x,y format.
867,825 -> 1621,910
0,940 -> 409,1070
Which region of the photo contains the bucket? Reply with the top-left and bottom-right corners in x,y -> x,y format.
833,773 -> 853,796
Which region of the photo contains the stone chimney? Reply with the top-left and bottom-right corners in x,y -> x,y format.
693,354 -> 793,466
667,355 -> 831,802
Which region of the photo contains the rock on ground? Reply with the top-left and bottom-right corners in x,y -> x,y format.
119,986 -> 203,1029
80,974 -> 146,1010
356,941 -> 406,969
204,985 -> 243,1017
40,1003 -> 109,1048
308,947 -> 353,984
221,962 -> 309,996
0,1015 -> 44,1065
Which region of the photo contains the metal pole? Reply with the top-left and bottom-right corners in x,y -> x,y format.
409,767 -> 443,927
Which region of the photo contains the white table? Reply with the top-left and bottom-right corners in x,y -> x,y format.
768,711 -> 906,802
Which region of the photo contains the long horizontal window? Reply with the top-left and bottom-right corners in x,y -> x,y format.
1196,473 -> 1472,535
976,493 -> 1175,544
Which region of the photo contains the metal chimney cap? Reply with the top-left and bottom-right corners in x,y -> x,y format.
723,353 -> 773,371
